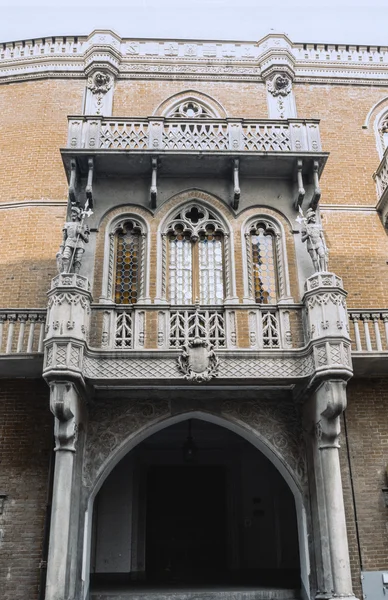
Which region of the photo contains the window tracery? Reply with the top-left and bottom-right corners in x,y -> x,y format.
167,100 -> 214,119
163,204 -> 228,305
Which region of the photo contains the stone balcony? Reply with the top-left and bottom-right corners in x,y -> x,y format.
375,147 -> 388,227
62,116 -> 328,183
1,305 -> 388,380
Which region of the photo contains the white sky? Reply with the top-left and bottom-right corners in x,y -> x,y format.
0,0 -> 387,46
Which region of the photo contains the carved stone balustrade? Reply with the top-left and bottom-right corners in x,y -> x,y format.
0,309 -> 46,377
62,116 -> 327,182
89,304 -> 302,352
375,147 -> 388,227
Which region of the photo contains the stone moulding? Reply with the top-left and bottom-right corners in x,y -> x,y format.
1,31 -> 388,84
82,349 -> 315,381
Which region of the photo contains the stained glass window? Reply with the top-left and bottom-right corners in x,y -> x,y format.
114,222 -> 140,304
251,228 -> 277,304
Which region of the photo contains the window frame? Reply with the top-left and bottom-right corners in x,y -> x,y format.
242,215 -> 292,304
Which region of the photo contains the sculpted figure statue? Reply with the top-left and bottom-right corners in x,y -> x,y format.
57,204 -> 90,274
301,208 -> 328,272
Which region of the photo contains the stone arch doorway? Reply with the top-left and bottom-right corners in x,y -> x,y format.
83,412 -> 309,599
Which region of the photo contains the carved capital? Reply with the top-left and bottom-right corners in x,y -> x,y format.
50,382 -> 80,452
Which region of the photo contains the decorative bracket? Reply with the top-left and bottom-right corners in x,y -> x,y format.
294,159 -> 305,209
150,157 -> 158,209
310,160 -> 321,209
232,158 -> 240,210
85,158 -> 94,207
68,159 -> 78,204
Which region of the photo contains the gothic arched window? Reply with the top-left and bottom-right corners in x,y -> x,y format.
251,225 -> 277,304
114,220 -> 142,304
164,204 -> 227,305
102,217 -> 147,304
244,218 -> 291,304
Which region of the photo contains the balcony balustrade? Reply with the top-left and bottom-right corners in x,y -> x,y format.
0,309 -> 46,354
67,116 -> 322,154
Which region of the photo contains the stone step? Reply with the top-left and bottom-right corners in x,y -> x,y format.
91,588 -> 300,600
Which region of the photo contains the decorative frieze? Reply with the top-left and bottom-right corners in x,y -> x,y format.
1,31 -> 388,85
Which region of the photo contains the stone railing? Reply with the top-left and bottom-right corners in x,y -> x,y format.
90,304 -> 301,351
0,309 -> 46,354
374,147 -> 388,203
67,117 -> 322,153
348,310 -> 388,352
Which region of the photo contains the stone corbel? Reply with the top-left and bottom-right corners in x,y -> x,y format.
294,159 -> 305,209
85,158 -> 94,207
316,379 -> 347,448
232,158 -> 240,210
150,157 -> 158,209
68,158 -> 78,204
310,160 -> 322,209
50,381 -> 80,452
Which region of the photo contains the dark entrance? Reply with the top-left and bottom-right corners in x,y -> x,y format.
146,465 -> 227,584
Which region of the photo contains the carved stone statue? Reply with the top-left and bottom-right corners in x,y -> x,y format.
300,208 -> 328,272
57,204 -> 90,274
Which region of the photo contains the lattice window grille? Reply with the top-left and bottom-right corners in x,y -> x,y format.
169,308 -> 226,348
115,311 -> 133,348
114,221 -> 141,305
262,312 -> 280,348
242,124 -> 291,152
251,228 -> 277,304
162,123 -> 229,150
100,121 -> 149,149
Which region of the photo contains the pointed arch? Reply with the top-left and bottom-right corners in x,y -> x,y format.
155,191 -> 237,303
241,213 -> 292,304
81,410 -> 310,600
154,89 -> 228,119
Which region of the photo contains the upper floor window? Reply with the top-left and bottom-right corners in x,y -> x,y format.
244,217 -> 291,304
251,225 -> 277,303
166,204 -> 225,305
101,216 -> 148,305
114,220 -> 142,304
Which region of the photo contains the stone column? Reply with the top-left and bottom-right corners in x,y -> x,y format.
313,380 -> 356,600
302,272 -> 358,599
45,381 -> 83,600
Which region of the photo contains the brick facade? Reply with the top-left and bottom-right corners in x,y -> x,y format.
1,30 -> 388,600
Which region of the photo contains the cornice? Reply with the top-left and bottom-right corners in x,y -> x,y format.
1,31 -> 388,85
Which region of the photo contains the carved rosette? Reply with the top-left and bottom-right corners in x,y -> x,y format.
267,72 -> 292,97
177,337 -> 219,382
85,70 -> 114,116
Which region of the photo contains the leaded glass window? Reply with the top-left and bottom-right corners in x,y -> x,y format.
114,221 -> 141,304
251,227 -> 277,304
166,204 -> 225,305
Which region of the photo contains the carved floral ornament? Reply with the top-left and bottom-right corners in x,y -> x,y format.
87,70 -> 113,94
266,72 -> 292,97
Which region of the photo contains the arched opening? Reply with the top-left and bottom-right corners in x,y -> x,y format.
88,418 -> 302,598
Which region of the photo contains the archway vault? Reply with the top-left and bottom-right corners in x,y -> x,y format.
81,402 -> 311,600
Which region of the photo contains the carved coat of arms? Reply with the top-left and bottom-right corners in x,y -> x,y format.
177,337 -> 219,382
